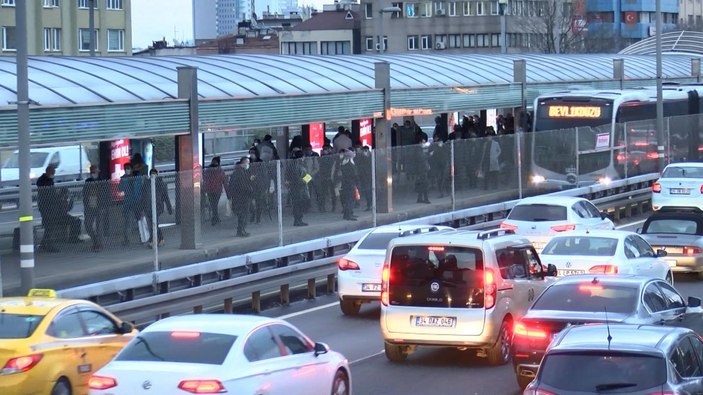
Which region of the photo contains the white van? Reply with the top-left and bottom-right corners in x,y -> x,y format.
1,145 -> 91,186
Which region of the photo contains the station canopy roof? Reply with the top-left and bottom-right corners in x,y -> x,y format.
619,31 -> 703,57
0,53 -> 697,107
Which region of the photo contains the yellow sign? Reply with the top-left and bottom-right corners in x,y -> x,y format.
548,105 -> 602,118
27,288 -> 57,298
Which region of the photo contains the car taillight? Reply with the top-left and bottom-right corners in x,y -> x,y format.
700,184 -> 703,194
514,322 -> 548,339
381,262 -> 390,306
616,153 -> 625,162
550,224 -> 576,232
484,268 -> 497,309
684,246 -> 702,255
88,375 -> 117,390
645,151 -> 659,160
178,380 -> 226,394
588,265 -> 618,274
500,222 -> 518,232
652,182 -> 661,193
646,392 -> 675,395
337,258 -> 360,271
1,354 -> 43,374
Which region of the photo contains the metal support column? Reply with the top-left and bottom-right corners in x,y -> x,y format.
374,62 -> 393,213
89,0 -> 96,56
513,59 -> 526,195
371,150 -> 377,227
655,0 -> 665,172
499,0 -> 508,54
693,58 -> 701,83
613,58 -> 624,90
177,66 -> 202,249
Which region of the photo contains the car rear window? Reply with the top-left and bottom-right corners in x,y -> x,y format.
542,237 -> 618,256
539,352 -> 667,392
357,232 -> 400,250
508,204 -> 567,221
116,331 -> 236,365
662,166 -> 703,178
644,218 -> 701,235
532,284 -> 637,314
388,245 -> 484,308
0,314 -> 43,339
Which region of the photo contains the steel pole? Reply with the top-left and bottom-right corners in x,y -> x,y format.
17,0 -> 34,294
500,7 -> 507,54
89,0 -> 96,56
150,175 -> 159,271
655,0 -> 665,171
371,149 -> 377,227
276,161 -> 283,246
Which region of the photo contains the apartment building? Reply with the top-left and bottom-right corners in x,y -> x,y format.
679,0 -> 703,27
0,0 -> 131,56
587,0 -> 678,50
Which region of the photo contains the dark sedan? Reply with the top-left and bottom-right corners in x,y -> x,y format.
639,209 -> 703,279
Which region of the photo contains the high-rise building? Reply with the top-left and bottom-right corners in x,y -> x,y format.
193,0 -> 218,44
0,0 -> 131,56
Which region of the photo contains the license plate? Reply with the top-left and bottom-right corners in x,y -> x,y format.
558,269 -> 586,276
670,188 -> 691,195
413,316 -> 456,328
361,283 -> 381,292
665,259 -> 677,267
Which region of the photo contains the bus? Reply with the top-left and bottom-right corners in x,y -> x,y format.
530,84 -> 703,188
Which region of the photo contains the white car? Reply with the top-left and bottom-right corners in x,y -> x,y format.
652,162 -> 703,212
539,230 -> 673,283
500,196 -> 614,252
89,314 -> 351,395
337,224 -> 455,315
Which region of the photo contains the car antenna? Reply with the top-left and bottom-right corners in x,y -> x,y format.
604,306 -> 612,350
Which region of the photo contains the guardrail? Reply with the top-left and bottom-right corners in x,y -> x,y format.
58,173 -> 657,324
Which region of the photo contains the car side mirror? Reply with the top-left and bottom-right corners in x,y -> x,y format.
656,249 -> 668,257
314,342 -> 329,357
688,296 -> 702,308
546,264 -> 558,277
119,321 -> 134,334
636,227 -> 642,234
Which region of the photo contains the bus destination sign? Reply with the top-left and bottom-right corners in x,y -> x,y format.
547,105 -> 602,118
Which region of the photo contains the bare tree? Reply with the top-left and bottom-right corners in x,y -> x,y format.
513,0 -> 586,53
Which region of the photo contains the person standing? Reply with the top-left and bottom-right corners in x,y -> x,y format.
317,144 -> 336,213
203,156 -> 226,226
356,146 -> 373,211
143,168 -> 173,247
228,157 -> 254,237
37,165 -> 59,252
286,148 -> 309,226
414,136 -> 431,204
118,163 -> 143,245
83,165 -> 106,251
338,149 -> 358,221
481,132 -> 502,190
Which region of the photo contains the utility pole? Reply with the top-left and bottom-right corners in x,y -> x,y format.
655,0 -> 665,171
499,0 -> 508,54
17,0 -> 34,294
89,0 -> 95,56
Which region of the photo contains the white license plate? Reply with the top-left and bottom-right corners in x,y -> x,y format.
665,259 -> 677,267
413,316 -> 456,328
670,188 -> 691,195
558,269 -> 586,276
361,283 -> 381,292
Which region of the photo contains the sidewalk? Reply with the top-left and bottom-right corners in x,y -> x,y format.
0,182 -> 522,296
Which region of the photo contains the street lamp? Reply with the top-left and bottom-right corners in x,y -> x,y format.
378,6 -> 401,53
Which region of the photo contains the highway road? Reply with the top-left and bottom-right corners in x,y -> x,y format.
256,217 -> 703,395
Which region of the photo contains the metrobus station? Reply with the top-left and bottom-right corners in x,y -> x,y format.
0,49 -> 700,294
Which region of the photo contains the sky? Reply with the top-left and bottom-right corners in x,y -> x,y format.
132,0 -> 327,49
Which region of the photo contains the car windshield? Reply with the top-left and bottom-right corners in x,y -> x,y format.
532,283 -> 638,314
357,232 -> 401,250
644,219 -> 700,235
0,313 -> 43,338
539,352 -> 667,392
116,331 -> 237,365
3,153 -> 49,169
508,204 -> 567,221
542,236 -> 618,256
662,166 -> 703,179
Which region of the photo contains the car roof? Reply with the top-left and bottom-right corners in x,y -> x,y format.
646,210 -> 703,221
0,296 -> 78,316
388,229 -> 532,247
664,162 -> 703,169
514,196 -> 585,206
550,323 -> 687,354
547,229 -> 634,239
551,274 -> 652,287
367,224 -> 454,234
143,314 -> 287,336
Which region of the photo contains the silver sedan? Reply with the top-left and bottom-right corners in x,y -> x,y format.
640,210 -> 703,279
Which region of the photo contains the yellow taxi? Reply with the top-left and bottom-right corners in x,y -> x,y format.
0,289 -> 137,395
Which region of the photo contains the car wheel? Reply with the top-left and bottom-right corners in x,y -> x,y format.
51,378 -> 71,395
339,299 -> 361,316
666,271 -> 674,285
487,318 -> 512,366
330,369 -> 349,395
517,375 -> 533,391
384,343 -> 408,363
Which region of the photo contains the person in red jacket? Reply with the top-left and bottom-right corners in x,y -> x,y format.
203,156 -> 226,226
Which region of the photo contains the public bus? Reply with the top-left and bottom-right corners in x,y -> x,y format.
530,84 -> 703,188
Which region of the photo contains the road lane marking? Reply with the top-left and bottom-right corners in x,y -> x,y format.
350,350 -> 385,365
615,219 -> 646,229
277,301 -> 339,320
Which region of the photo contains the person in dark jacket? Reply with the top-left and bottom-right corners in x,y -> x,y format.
37,165 -> 60,252
203,156 -> 226,226
83,165 -> 107,251
248,148 -> 271,224
143,168 -> 173,247
118,163 -> 143,245
337,149 -> 358,221
414,136 -> 431,204
286,148 -> 310,226
228,157 -> 254,237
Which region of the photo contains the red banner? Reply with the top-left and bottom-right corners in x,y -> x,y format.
309,122 -> 324,154
110,139 -> 130,200
359,118 -> 373,147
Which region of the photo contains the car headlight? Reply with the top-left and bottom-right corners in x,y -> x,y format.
531,175 -> 546,184
598,176 -> 612,185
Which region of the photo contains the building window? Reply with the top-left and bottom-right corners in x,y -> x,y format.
421,34 -> 432,49
2,27 -> 16,50
490,1 -> 498,15
448,34 -> 461,48
321,41 -> 351,55
1,0 -> 14,5
463,33 -> 475,47
434,1 -> 445,14
463,1 -> 472,15
79,28 -> 99,51
365,36 -> 374,51
491,33 -> 500,47
281,41 -> 318,55
365,2 -> 372,18
78,0 -> 97,8
476,33 -> 488,47
43,0 -> 60,7
476,1 -> 484,15
105,0 -> 122,9
407,35 -> 418,50
434,34 -> 446,48
421,2 -> 432,16
391,2 -> 403,18
448,2 -> 457,16
43,28 -> 61,51
107,29 -> 124,51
